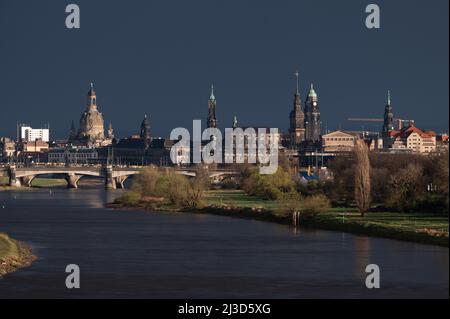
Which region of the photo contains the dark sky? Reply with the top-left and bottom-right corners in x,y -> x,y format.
0,0 -> 448,139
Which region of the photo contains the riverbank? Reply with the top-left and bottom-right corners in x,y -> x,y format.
110,190 -> 449,247
0,177 -> 67,191
0,233 -> 36,277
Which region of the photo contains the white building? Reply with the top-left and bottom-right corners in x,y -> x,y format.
20,126 -> 50,142
390,125 -> 437,154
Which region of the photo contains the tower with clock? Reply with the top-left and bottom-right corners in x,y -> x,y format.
304,83 -> 321,142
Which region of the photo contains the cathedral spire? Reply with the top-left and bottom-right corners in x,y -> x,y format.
387,89 -> 391,105
210,84 -> 215,100
295,71 -> 300,94
207,85 -> 217,128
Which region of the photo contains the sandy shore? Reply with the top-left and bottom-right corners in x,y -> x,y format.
0,234 -> 37,278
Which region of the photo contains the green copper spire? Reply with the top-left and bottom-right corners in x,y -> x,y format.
387,90 -> 391,105
308,83 -> 317,98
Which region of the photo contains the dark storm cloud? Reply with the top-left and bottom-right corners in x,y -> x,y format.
0,0 -> 448,139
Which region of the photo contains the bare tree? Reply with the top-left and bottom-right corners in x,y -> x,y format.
354,139 -> 371,216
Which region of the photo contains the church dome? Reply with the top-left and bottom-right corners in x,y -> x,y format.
77,83 -> 105,145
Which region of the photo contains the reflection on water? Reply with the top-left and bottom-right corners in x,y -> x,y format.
0,189 -> 448,299
354,237 -> 371,282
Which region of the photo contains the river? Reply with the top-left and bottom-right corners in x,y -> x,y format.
0,189 -> 448,299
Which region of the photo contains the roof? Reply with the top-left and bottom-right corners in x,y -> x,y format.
391,125 -> 436,139
322,130 -> 358,138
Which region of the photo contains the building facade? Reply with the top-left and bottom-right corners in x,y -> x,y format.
0,138 -> 15,162
22,140 -> 49,153
20,126 -> 50,142
321,130 -> 358,153
48,147 -> 99,164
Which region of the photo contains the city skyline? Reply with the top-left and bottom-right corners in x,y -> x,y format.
2,80 -> 447,141
0,0 -> 448,139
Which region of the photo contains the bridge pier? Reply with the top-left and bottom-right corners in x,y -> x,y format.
8,165 -> 21,187
65,174 -> 82,189
115,176 -> 128,189
21,176 -> 36,188
105,166 -> 116,190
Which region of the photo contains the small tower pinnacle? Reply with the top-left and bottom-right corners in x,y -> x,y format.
210,84 -> 215,100
233,115 -> 238,129
295,71 -> 300,94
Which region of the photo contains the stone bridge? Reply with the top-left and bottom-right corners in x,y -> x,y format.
0,165 -> 140,190
0,165 -> 239,189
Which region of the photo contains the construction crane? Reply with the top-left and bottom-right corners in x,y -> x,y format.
347,118 -> 415,130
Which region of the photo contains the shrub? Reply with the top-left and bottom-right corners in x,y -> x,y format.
385,163 -> 424,212
300,194 -> 331,218
276,191 -> 331,219
115,190 -> 141,206
276,190 -> 302,217
120,166 -> 209,209
242,167 -> 296,200
132,166 -> 160,196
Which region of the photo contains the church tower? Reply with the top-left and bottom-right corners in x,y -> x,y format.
289,71 -> 305,147
107,121 -> 114,139
68,120 -> 77,142
140,114 -> 151,142
382,90 -> 395,149
305,83 -> 321,142
78,83 -> 105,146
207,85 -> 218,129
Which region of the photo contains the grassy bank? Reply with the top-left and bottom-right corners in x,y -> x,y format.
0,176 -> 8,185
205,190 -> 449,247
31,178 -> 67,188
0,233 -> 36,277
0,177 -> 67,190
307,210 -> 449,247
